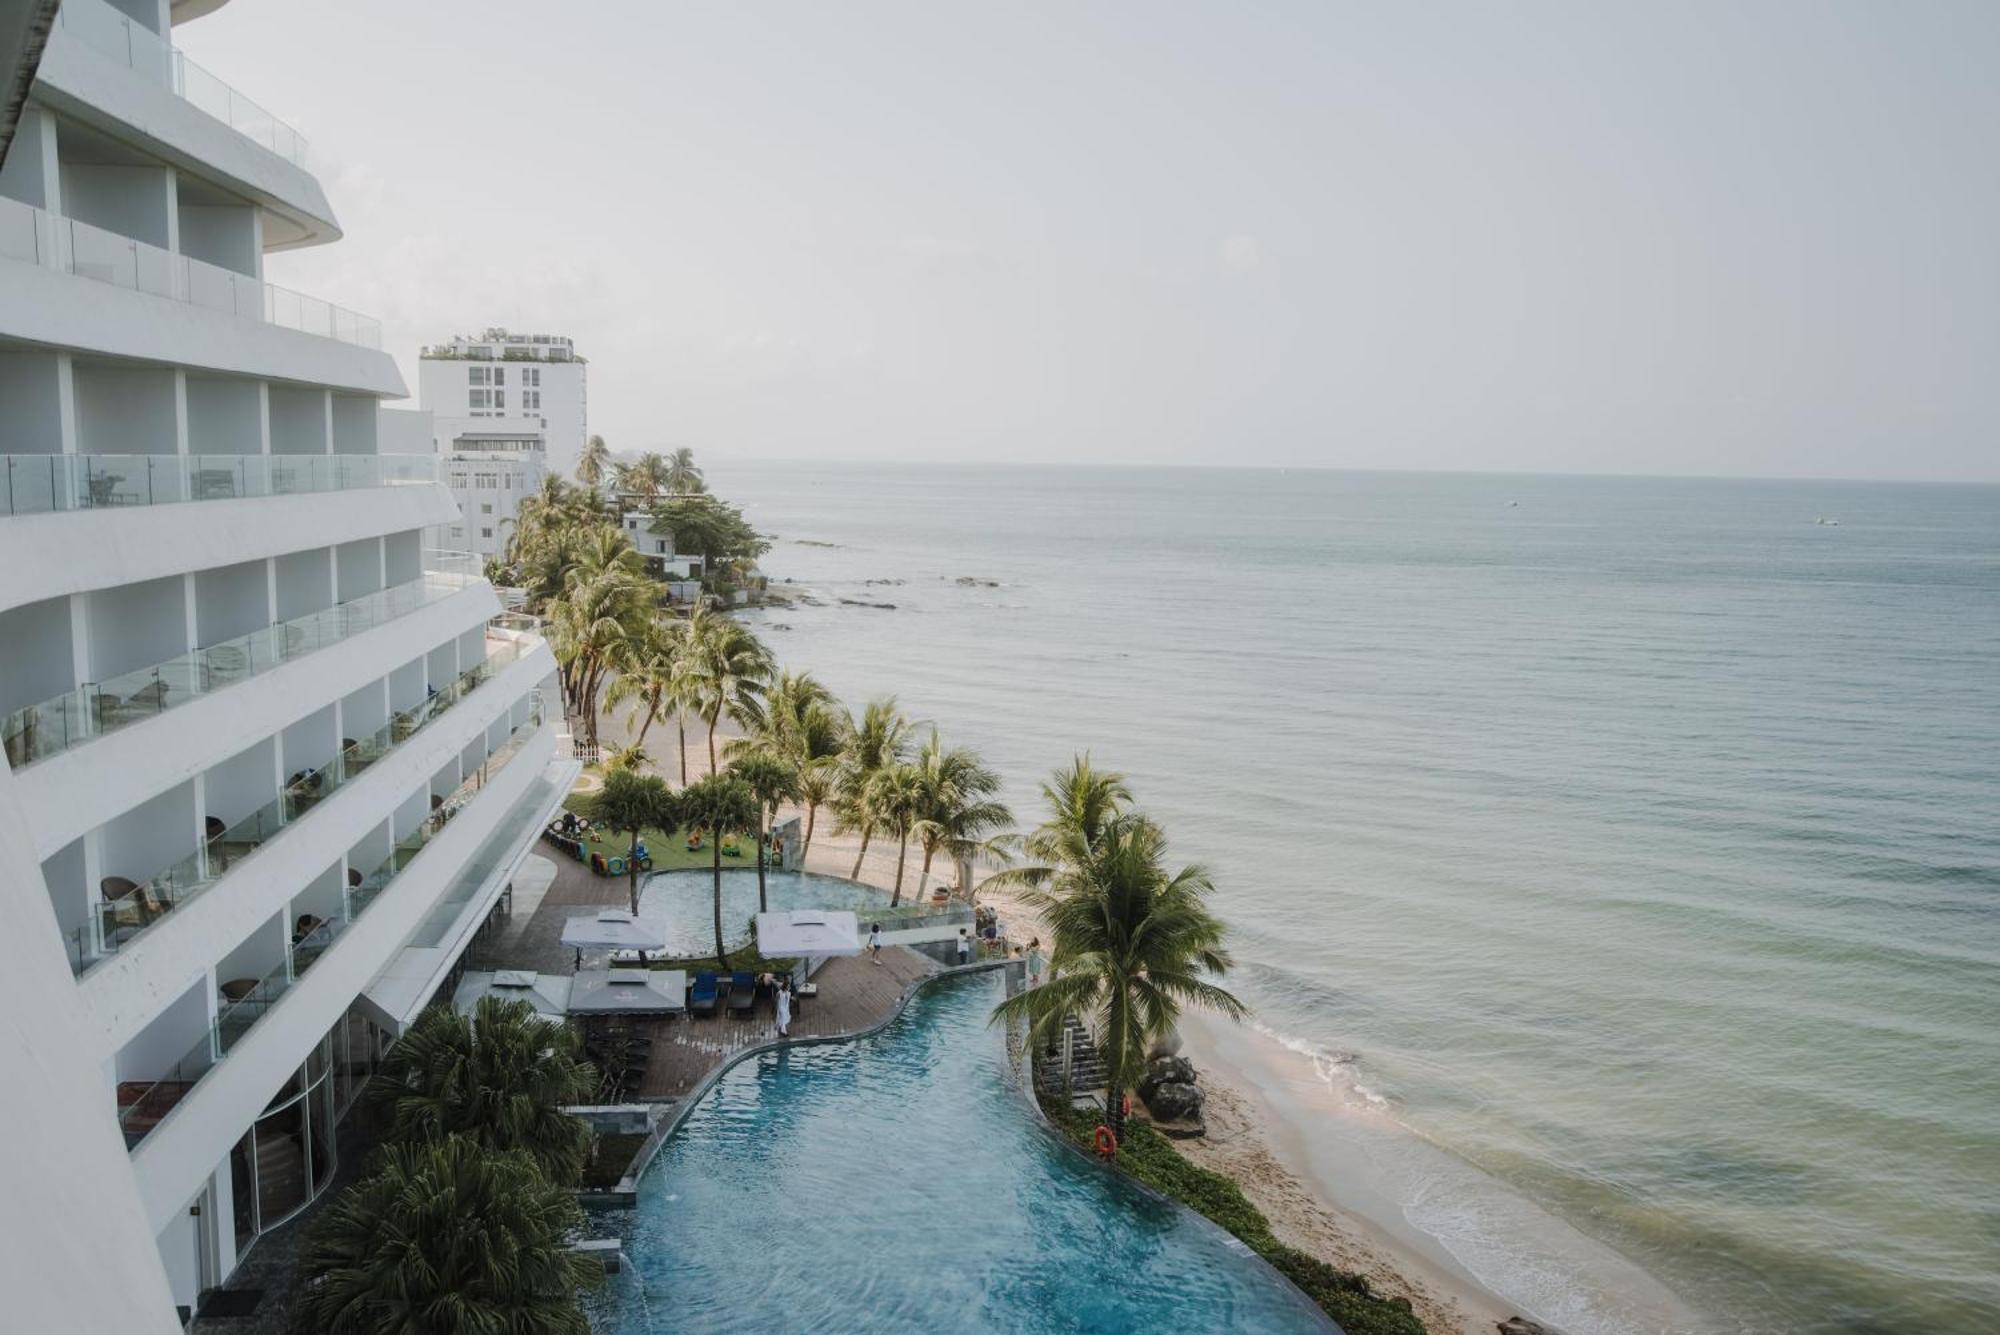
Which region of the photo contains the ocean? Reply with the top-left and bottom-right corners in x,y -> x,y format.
706,461 -> 2000,1333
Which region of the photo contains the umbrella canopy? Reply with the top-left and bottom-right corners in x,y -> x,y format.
453,970 -> 573,1020
567,968 -> 688,1016
561,909 -> 671,951
755,909 -> 862,957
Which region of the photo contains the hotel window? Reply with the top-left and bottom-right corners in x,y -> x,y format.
476,474 -> 498,490
524,390 -> 541,410
469,389 -> 489,412
480,502 -> 493,515
493,367 -> 505,385
468,367 -> 489,387
481,527 -> 493,539
524,367 -> 541,387
493,389 -> 505,410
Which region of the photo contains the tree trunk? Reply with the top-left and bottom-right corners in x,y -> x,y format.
711,839 -> 727,968
677,713 -> 688,786
627,829 -> 642,915
802,802 -> 818,860
890,830 -> 909,907
706,709 -> 720,774
919,843 -> 937,900
755,803 -> 769,913
849,826 -> 872,880
634,696 -> 660,750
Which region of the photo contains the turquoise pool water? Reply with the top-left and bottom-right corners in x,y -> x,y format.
589,973 -> 1331,1332
636,868 -> 886,956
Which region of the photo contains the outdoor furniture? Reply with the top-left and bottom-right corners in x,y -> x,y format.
568,968 -> 687,1019
219,978 -> 259,1002
205,816 -> 226,844
689,971 -> 719,1017
726,970 -> 756,1014
347,867 -> 362,889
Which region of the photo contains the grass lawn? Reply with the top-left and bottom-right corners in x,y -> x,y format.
557,793 -> 769,874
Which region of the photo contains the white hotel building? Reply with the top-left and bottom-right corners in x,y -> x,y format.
421,329 -> 588,560
0,1 -> 574,1327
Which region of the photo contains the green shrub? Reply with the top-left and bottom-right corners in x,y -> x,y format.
1038,1095 -> 1426,1335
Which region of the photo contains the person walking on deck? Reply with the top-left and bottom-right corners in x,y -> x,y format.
774,977 -> 792,1037
1026,938 -> 1045,987
867,923 -> 883,965
956,929 -> 972,966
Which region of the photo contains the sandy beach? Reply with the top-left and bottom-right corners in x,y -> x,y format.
593,709 -> 1522,1332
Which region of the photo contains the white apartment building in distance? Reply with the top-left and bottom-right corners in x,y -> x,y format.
421,329 -> 588,560
0,2 -> 575,1326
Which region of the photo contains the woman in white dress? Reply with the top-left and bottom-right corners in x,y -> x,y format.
774,977 -> 792,1038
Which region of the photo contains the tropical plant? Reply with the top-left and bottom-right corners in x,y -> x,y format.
544,545 -> 652,751
725,669 -> 846,856
865,761 -> 926,907
728,751 -> 800,913
367,996 -> 596,1185
576,434 -> 611,487
590,766 -> 679,913
909,728 -> 1013,902
647,495 -> 769,577
293,1135 -> 599,1335
833,696 -> 911,879
604,615 -> 688,761
682,606 -> 773,773
677,774 -> 762,965
993,814 -> 1245,1146
662,445 -> 705,495
612,452 -> 671,501
987,753 -> 1133,893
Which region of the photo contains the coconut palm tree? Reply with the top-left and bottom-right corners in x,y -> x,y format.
544,551 -> 652,750
367,996 -> 597,1184
727,751 -> 800,913
834,697 -> 911,880
663,445 -> 705,495
909,728 -> 1013,902
987,753 -> 1133,893
604,615 -> 686,757
866,761 -> 927,907
677,773 -> 761,965
992,815 -> 1245,1148
590,766 -> 679,913
682,608 -> 773,773
294,1135 -> 599,1335
576,433 -> 611,487
613,452 -> 672,501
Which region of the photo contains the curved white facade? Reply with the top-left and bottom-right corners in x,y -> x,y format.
0,3 -> 574,1323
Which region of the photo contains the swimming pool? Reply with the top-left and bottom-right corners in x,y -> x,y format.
636,868 -> 887,956
588,972 -> 1332,1332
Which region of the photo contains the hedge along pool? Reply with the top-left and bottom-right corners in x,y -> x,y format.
636,869 -> 888,956
586,972 -> 1332,1333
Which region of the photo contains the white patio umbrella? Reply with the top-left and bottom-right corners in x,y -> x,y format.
754,909 -> 862,958
560,910 -> 672,969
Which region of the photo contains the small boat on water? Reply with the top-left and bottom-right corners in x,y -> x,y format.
1814,516 -> 1840,526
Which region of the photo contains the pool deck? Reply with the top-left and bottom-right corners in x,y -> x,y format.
476,839 -> 942,1101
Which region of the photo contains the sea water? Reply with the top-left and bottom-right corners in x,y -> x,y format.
705,462 -> 2000,1333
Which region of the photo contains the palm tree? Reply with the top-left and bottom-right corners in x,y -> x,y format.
682,608 -> 773,773
367,996 -> 597,1184
677,774 -> 761,965
544,549 -> 652,750
604,615 -> 686,757
613,452 -> 671,501
909,728 -> 1012,902
988,753 -> 1133,893
993,815 -> 1245,1148
662,445 -> 705,495
866,761 -> 926,907
834,697 -> 911,880
576,434 -> 611,487
294,1135 -> 599,1335
728,751 -> 800,913
728,671 -> 847,859
590,766 -> 678,913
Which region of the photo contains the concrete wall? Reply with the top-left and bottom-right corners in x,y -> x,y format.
0,347 -> 69,452
185,374 -> 264,455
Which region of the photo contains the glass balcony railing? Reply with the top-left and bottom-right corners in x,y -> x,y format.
0,195 -> 382,348
0,449 -> 435,518
114,705 -> 546,1151
56,0 -> 311,166
70,620 -> 543,975
2,567 -> 480,769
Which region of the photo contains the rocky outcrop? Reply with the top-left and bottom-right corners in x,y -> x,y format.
1496,1318 -> 1554,1335
1139,1055 -> 1204,1124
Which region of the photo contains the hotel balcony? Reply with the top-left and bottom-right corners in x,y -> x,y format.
67,619 -> 549,1004
122,709 -> 560,1233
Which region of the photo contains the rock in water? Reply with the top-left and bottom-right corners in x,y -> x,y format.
1144,1080 -> 1204,1122
1496,1319 -> 1552,1335
1140,1055 -> 1197,1095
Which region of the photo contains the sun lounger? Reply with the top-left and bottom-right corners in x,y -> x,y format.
689,971 -> 719,1018
726,970 -> 756,1013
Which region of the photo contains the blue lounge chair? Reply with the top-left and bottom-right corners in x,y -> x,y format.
690,971 -> 719,1018
726,970 -> 757,1014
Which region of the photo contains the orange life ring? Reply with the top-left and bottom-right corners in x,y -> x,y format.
1093,1124 -> 1117,1156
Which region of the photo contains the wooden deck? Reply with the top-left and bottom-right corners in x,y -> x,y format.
476,836 -> 941,1102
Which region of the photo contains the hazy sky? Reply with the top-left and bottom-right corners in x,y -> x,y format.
177,2 -> 1999,480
